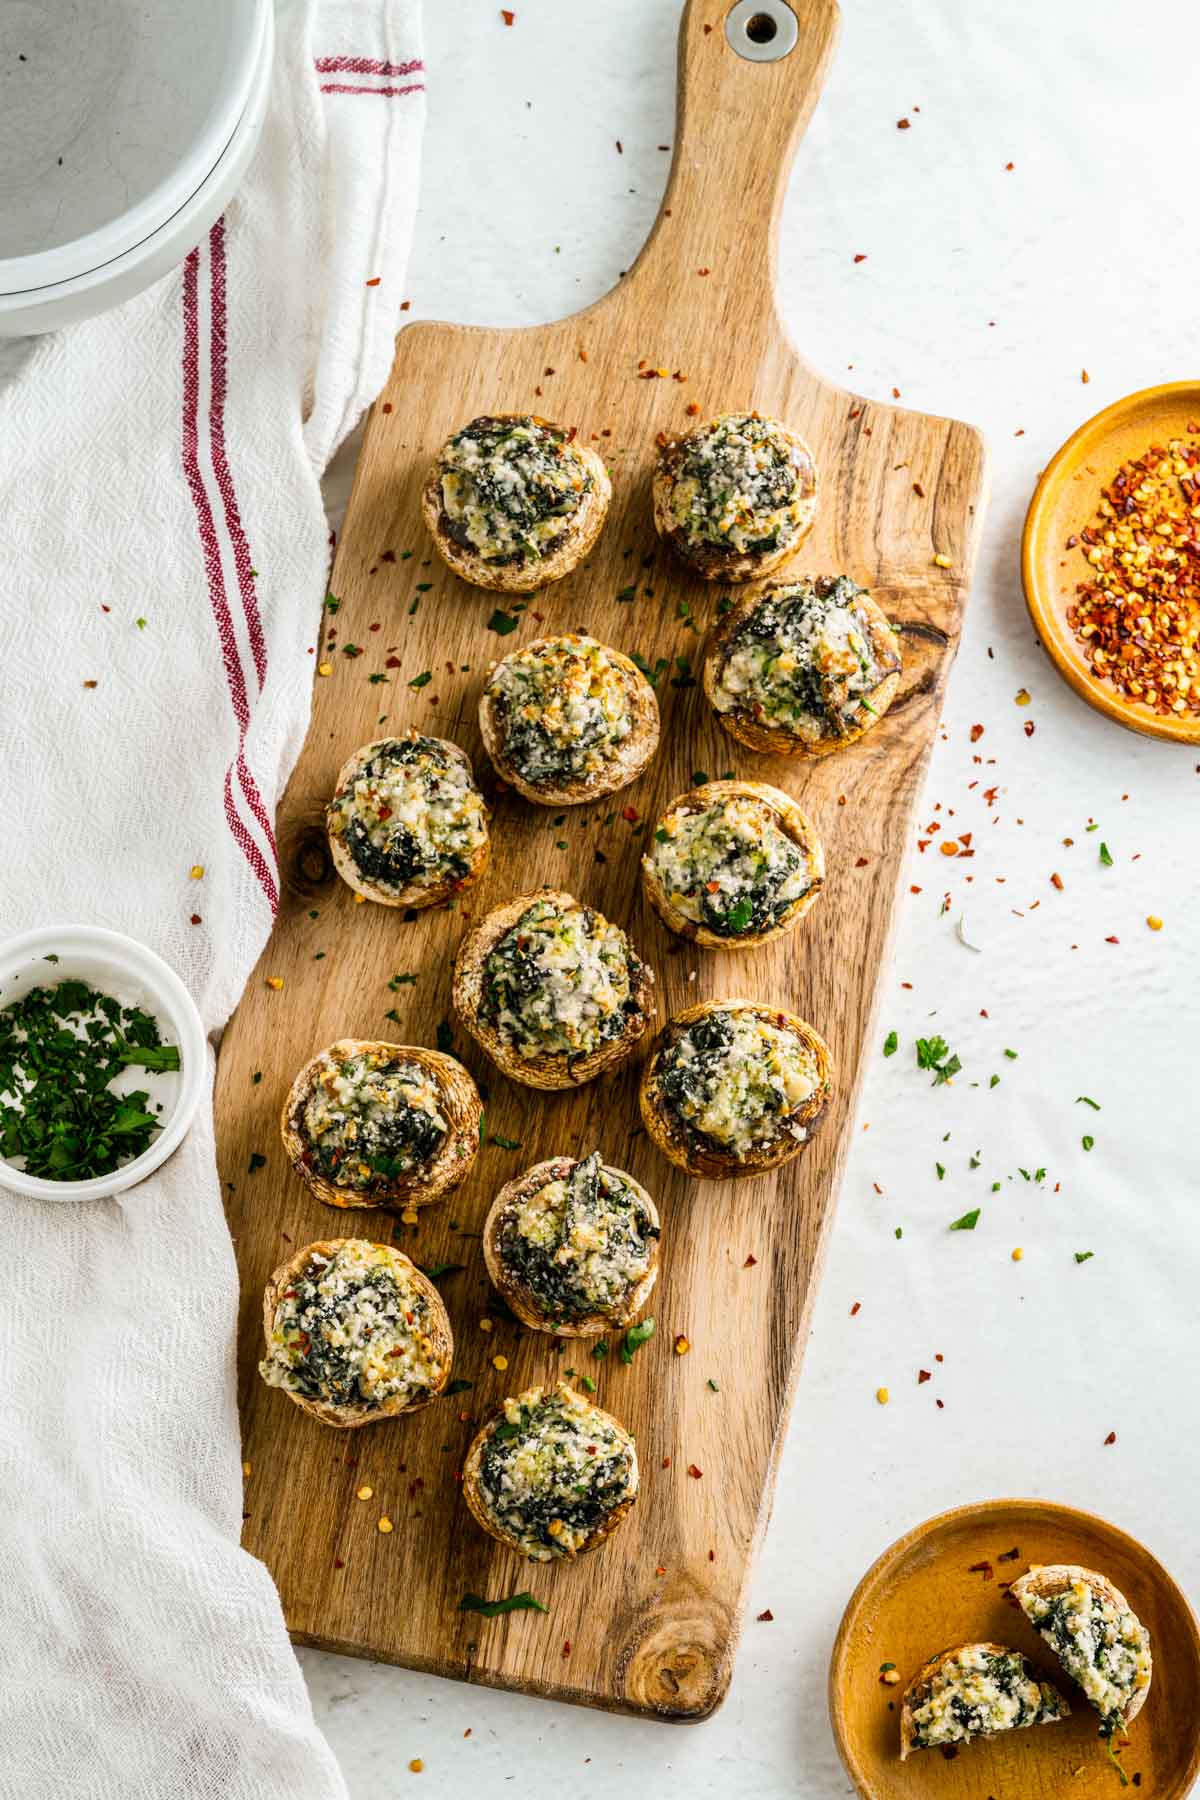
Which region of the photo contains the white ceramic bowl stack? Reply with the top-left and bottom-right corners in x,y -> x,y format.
0,0 -> 273,335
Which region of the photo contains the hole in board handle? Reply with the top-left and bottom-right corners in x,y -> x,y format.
725,0 -> 799,62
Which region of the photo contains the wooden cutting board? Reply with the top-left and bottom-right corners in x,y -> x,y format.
214,0 -> 988,1721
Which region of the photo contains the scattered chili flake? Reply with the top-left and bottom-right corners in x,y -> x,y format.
969,723 -> 984,742
756,1609 -> 774,1622
897,117 -> 910,129
968,1560 -> 995,1582
1050,872 -> 1064,890
1104,1431 -> 1117,1446
365,276 -> 381,288
853,253 -> 867,264
917,1369 -> 931,1384
743,1253 -> 757,1268
673,1334 -> 690,1356
500,8 -> 514,22
850,1301 -> 861,1316
998,1547 -> 1020,1563
686,400 -> 701,415
687,1464 -> 703,1479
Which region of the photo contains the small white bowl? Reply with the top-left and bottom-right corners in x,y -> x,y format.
0,0 -> 272,336
0,925 -> 207,1202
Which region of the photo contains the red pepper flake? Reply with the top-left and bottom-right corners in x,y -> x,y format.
562,1640 -> 572,1658
968,1560 -> 995,1582
743,1254 -> 757,1268
662,1456 -> 671,1469
687,1464 -> 703,1479
912,481 -> 925,498
615,140 -> 623,155
892,387 -> 901,400
708,1549 -> 715,1562
855,855 -> 870,868
578,349 -> 588,363
82,679 -> 98,689
917,1369 -> 932,1384
969,723 -> 984,742
897,117 -> 911,129
500,8 -> 515,22
997,1547 -> 1020,1563
1105,935 -> 1120,944
190,913 -> 202,926
1023,720 -> 1035,737
697,267 -> 711,277
365,276 -> 381,288
756,1609 -> 774,1622
1104,1430 -> 1117,1446
399,301 -> 411,312
621,804 -> 639,823
385,655 -> 402,669
1005,161 -> 1014,171
850,1301 -> 861,1316
936,1398 -> 944,1409
853,253 -> 867,264
334,1557 -> 345,1569
686,400 -> 701,416
1050,872 -> 1064,890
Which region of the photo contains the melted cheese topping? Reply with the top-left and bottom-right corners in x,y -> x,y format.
301,1050 -> 447,1192
439,417 -> 592,563
501,1152 -> 656,1321
666,412 -> 813,555
486,636 -> 632,788
328,738 -> 486,898
660,1008 -> 819,1158
482,898 -> 640,1061
477,1382 -> 638,1560
259,1241 -> 447,1410
646,792 -> 810,935
1020,1579 -> 1151,1730
908,1647 -> 1067,1751
711,576 -> 893,742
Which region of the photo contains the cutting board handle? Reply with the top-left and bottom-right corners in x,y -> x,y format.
622,0 -> 840,331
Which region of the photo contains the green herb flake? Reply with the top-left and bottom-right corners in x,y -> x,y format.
1099,842 -> 1113,867
621,1317 -> 656,1364
690,770 -> 710,787
916,1035 -> 961,1085
409,670 -> 433,689
248,1152 -> 266,1174
1076,1095 -> 1101,1111
577,1375 -> 597,1394
436,1020 -> 454,1054
949,1209 -> 981,1231
487,609 -> 520,636
883,1030 -> 898,1057
894,1226 -> 904,1240
1082,1134 -> 1095,1152
488,1134 -> 522,1151
592,1339 -> 609,1361
1074,1251 -> 1095,1265
459,1591 -> 548,1618
989,1074 -> 1000,1088
935,1162 -> 946,1180
707,1378 -> 719,1392
615,584 -> 636,603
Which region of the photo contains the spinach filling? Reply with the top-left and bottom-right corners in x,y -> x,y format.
440,416 -> 592,565
479,1391 -> 633,1556
499,1151 -> 658,1323
715,575 -> 897,737
275,1263 -> 427,1408
672,413 -> 803,553
1038,1594 -> 1136,1737
302,1054 -> 447,1193
334,737 -> 478,893
480,900 -> 640,1060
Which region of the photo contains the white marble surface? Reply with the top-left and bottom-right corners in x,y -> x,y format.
309,1 -> 1200,1792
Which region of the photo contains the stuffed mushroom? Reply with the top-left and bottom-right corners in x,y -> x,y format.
462,1380 -> 638,1560
652,410 -> 817,582
326,734 -> 489,909
899,1644 -> 1069,1761
641,780 -> 823,949
639,998 -> 833,1179
703,574 -> 901,757
1012,1565 -> 1152,1737
280,1039 -> 482,1210
483,1151 -> 660,1335
479,634 -> 659,805
259,1238 -> 453,1428
421,413 -> 610,592
452,890 -> 655,1090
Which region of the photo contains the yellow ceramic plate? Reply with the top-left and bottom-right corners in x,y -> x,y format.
829,1497 -> 1200,1800
1022,381 -> 1200,744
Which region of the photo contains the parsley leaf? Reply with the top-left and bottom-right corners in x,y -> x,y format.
882,1030 -> 898,1057
916,1036 -> 961,1085
621,1317 -> 656,1364
459,1592 -> 547,1618
487,609 -> 519,636
949,1209 -> 981,1231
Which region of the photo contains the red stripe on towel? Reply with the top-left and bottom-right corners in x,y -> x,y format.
317,81 -> 425,97
313,55 -> 424,76
208,218 -> 268,693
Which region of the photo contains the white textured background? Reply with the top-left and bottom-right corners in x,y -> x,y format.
310,1 -> 1200,1792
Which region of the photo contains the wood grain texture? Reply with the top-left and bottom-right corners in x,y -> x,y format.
214,0 -> 988,1719
829,1499 -> 1200,1798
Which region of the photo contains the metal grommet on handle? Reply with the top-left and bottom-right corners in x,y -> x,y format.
724,0 -> 800,62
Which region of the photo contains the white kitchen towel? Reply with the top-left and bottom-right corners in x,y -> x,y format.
0,3 -> 423,1796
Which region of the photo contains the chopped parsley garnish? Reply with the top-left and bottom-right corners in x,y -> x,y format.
592,1339 -> 609,1361
631,652 -> 669,688
916,1035 -> 961,1085
621,1317 -> 656,1363
388,973 -> 417,990
459,1591 -> 547,1618
1082,1135 -> 1095,1152
0,980 -> 181,1181
949,1209 -> 981,1231
488,1134 -> 522,1151
422,1263 -> 466,1281
248,1152 -> 266,1174
882,1030 -> 898,1057
615,584 -> 636,602
436,1020 -> 454,1054
487,609 -> 520,636
935,1162 -> 946,1180
1074,1251 -> 1094,1265
444,1377 -> 473,1394
1076,1095 -> 1101,1111
1099,842 -> 1113,867
409,670 -> 433,689
1003,1047 -> 1018,1060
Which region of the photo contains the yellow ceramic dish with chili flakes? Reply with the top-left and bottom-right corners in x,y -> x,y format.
1022,381 -> 1200,745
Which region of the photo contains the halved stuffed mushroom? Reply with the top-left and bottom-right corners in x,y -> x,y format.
483,1151 -> 660,1336
641,780 -> 824,949
479,634 -> 659,806
421,414 -> 610,592
899,1644 -> 1069,1761
326,734 -> 489,909
703,574 -> 901,757
462,1380 -> 638,1560
452,890 -> 655,1090
653,410 -> 817,582
259,1238 -> 453,1428
639,999 -> 833,1179
280,1039 -> 482,1210
1012,1565 -> 1153,1738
